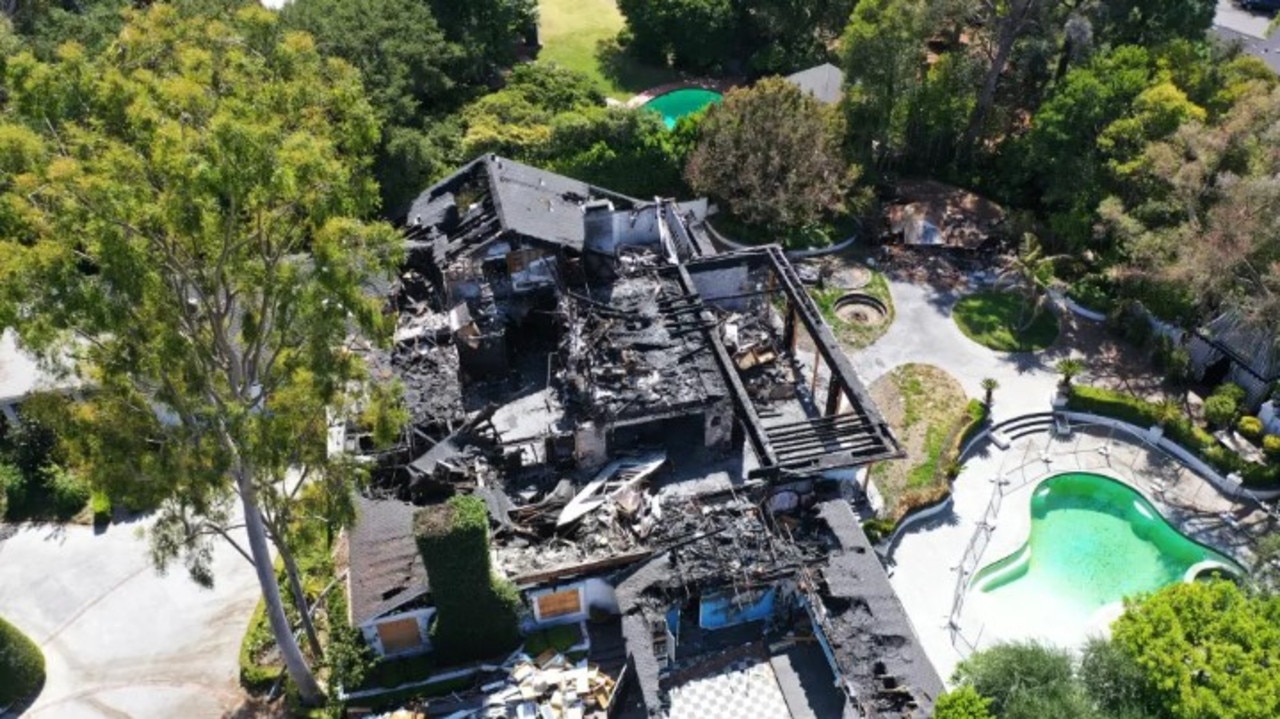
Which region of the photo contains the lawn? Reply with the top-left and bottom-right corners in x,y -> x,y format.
537,0 -> 678,99
868,364 -> 969,519
952,290 -> 1059,352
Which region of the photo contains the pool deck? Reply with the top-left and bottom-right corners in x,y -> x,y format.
887,424 -> 1272,684
625,78 -> 740,108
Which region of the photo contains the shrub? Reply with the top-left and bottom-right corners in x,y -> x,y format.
0,462 -> 24,519
935,685 -> 994,719
415,496 -> 520,663
1165,346 -> 1191,384
0,616 -> 46,707
1204,395 -> 1237,428
1213,383 -> 1247,404
1265,435 -> 1280,462
1107,300 -> 1152,348
1,417 -> 59,478
862,517 -> 897,543
1238,416 -> 1264,441
1066,275 -> 1114,313
90,489 -> 112,525
238,598 -> 282,693
1152,336 -> 1192,384
45,465 -> 90,518
1065,385 -> 1279,485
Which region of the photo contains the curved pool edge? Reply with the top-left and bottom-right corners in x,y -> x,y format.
967,470 -> 1247,597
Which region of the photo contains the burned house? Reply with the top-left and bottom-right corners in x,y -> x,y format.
343,156 -> 939,717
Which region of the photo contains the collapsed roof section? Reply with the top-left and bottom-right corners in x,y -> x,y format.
402,155 -> 710,260
369,155 -> 901,492
613,488 -> 943,718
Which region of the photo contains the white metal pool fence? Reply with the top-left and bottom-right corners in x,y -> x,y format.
943,415 -> 1269,657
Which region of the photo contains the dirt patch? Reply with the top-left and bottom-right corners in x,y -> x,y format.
868,364 -> 968,518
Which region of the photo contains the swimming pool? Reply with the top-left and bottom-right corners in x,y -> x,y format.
644,88 -> 722,129
968,472 -> 1239,639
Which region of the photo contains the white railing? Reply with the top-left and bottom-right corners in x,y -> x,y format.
945,414 -> 1273,656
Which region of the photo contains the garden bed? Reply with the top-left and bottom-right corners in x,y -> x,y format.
953,290 -> 1059,352
868,364 -> 970,519
1066,385 -> 1280,488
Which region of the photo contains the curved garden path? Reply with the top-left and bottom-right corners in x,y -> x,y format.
849,279 -> 1069,425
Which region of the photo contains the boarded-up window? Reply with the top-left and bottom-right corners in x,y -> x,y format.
536,589 -> 582,620
376,616 -> 424,655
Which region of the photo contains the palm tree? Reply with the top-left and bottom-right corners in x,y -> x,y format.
1154,398 -> 1183,428
981,377 -> 999,407
1055,358 -> 1085,388
998,234 -> 1065,332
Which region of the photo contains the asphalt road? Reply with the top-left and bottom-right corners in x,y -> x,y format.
1214,0 -> 1280,71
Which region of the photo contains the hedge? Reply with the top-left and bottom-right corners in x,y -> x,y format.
238,597 -> 282,693
0,616 -> 45,708
1066,385 -> 1280,487
414,496 -> 520,664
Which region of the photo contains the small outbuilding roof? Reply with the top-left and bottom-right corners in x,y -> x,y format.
348,495 -> 430,626
785,63 -> 845,105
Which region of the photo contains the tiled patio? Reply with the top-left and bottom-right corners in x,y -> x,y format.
667,655 -> 793,719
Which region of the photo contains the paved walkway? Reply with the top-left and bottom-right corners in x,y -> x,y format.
846,277 -> 1272,684
0,518 -> 259,718
850,279 -> 1069,423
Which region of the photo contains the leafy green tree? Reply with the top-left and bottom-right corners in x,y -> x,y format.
3,0 -> 129,59
280,0 -> 456,128
998,235 -> 1064,330
616,0 -> 735,73
458,62 -> 692,198
1092,0 -> 1216,47
841,0 -> 931,165
544,107 -> 696,199
1110,581 -> 1280,719
951,641 -> 1094,719
617,0 -> 853,75
427,0 -> 536,84
686,77 -> 856,233
461,62 -> 603,158
280,0 -> 463,212
934,685 -> 994,719
0,4 -> 402,703
1079,637 -> 1166,719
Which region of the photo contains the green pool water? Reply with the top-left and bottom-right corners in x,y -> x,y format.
644,88 -> 722,129
972,472 -> 1238,614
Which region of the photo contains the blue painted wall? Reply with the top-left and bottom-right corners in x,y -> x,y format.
699,588 -> 776,629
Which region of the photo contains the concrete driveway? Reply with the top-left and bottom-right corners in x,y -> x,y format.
850,279 -> 1068,423
0,519 -> 259,718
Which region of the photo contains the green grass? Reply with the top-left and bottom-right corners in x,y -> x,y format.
810,272 -> 895,350
868,364 -> 970,519
537,0 -> 677,99
0,617 -> 45,708
906,424 -> 947,489
952,290 -> 1060,352
524,623 -> 583,656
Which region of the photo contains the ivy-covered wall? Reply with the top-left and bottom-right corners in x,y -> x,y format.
414,495 -> 520,662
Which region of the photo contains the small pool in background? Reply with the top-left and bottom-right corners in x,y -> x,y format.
969,472 -> 1239,638
644,88 -> 722,129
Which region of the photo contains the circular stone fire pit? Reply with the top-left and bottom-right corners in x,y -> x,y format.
833,293 -> 889,326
